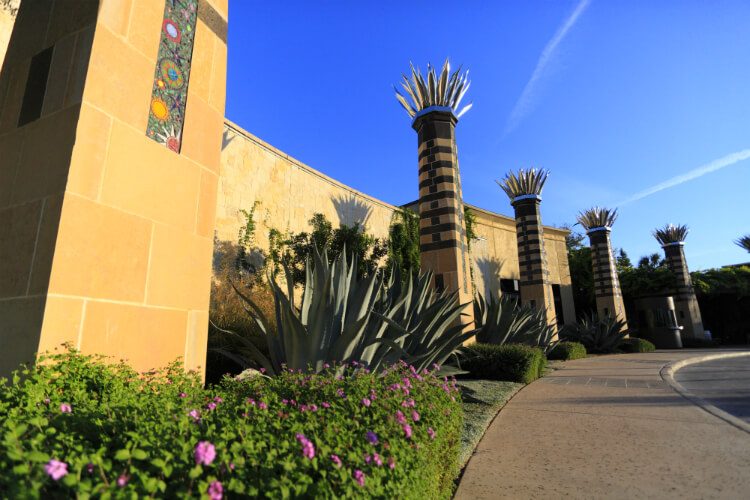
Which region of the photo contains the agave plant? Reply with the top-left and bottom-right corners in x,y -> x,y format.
576,207 -> 618,231
223,246 -> 475,375
473,292 -> 557,354
559,313 -> 628,353
496,168 -> 549,201
394,59 -> 472,119
653,224 -> 689,246
735,234 -> 750,253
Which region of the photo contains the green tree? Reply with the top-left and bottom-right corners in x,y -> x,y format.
562,225 -> 595,319
387,208 -> 420,274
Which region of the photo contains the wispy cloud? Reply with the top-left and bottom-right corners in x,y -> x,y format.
503,0 -> 592,137
618,149 -> 750,206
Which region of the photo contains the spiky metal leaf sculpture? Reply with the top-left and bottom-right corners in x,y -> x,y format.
496,168 -> 549,200
394,58 -> 472,119
576,207 -> 618,231
736,235 -> 750,253
653,224 -> 689,246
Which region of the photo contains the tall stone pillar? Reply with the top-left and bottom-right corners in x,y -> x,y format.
587,227 -> 628,327
413,107 -> 474,327
510,195 -> 557,328
0,0 -> 228,379
662,242 -> 704,339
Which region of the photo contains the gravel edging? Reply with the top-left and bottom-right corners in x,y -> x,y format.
660,351 -> 750,434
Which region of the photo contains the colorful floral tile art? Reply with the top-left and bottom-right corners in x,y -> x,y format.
145,0 -> 198,153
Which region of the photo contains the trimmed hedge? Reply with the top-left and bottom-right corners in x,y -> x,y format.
619,337 -> 656,353
0,350 -> 462,498
461,343 -> 546,383
547,341 -> 587,361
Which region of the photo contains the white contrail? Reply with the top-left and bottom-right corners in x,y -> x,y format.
503,0 -> 592,136
618,149 -> 750,206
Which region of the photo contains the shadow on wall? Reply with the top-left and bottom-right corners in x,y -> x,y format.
332,194 -> 372,227
221,129 -> 236,151
475,257 -> 505,297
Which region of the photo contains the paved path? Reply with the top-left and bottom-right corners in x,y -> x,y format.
675,355 -> 750,424
455,349 -> 750,500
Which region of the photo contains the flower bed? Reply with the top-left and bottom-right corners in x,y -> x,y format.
0,350 -> 462,498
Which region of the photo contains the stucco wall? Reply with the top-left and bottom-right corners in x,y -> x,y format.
217,121 -> 575,325
0,0 -> 19,69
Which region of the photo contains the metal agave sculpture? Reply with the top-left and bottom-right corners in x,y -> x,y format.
473,292 -> 557,354
394,58 -> 472,119
496,168 -> 549,200
653,224 -> 689,246
576,207 -> 618,231
735,235 -> 750,253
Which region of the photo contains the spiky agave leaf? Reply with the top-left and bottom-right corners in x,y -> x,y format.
735,234 -> 750,253
560,313 -> 628,353
473,292 -> 557,353
394,58 -> 472,118
496,168 -> 549,200
576,207 -> 618,231
653,224 -> 689,246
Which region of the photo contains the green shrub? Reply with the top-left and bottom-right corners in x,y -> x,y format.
460,343 -> 546,383
547,341 -> 587,360
474,293 -> 557,355
0,349 -> 462,498
619,337 -> 656,353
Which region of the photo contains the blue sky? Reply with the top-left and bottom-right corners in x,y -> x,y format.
226,0 -> 750,270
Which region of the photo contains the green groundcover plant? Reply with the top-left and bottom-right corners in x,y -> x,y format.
0,349 -> 462,499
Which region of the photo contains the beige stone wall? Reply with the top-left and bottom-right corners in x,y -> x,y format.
217,121 -> 398,250
0,0 -> 18,68
0,0 -> 228,378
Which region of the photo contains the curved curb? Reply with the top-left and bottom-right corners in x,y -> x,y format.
660,352 -> 750,434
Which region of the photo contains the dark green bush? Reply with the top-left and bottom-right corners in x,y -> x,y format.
0,349 -> 462,498
547,341 -> 587,360
460,343 -> 546,383
619,337 -> 656,353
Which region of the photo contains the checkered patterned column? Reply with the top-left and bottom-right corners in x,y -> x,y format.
663,243 -> 705,339
587,227 -> 628,328
412,108 -> 474,328
512,196 -> 557,328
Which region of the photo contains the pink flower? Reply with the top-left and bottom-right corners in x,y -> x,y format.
372,453 -> 383,466
428,427 -> 436,440
117,475 -> 129,487
336,389 -> 346,398
331,454 -> 342,467
188,409 -> 201,421
207,480 -> 223,500
206,402 -> 217,411
86,463 -> 94,474
246,398 -> 256,406
388,456 -> 396,469
402,424 -> 413,439
194,441 -> 216,465
260,367 -> 267,373
322,402 -> 331,408
411,410 -> 420,422
213,396 -> 223,403
296,433 -> 315,459
43,398 -> 50,405
44,459 -> 68,480
353,469 -> 366,487
361,398 -> 371,407
395,410 -> 407,424
179,392 -> 187,398
323,363 -> 330,369
60,403 -> 72,414
401,399 -> 415,408
258,402 -> 268,410
309,404 -> 318,412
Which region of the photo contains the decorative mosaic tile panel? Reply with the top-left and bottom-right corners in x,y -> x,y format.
145,0 -> 199,153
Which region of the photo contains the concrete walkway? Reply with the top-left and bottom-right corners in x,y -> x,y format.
455,349 -> 750,499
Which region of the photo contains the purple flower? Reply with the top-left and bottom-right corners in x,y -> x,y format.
402,424 -> 413,439
206,402 -> 217,411
353,469 -> 366,487
44,459 -> 68,480
194,441 -> 216,465
179,392 -> 187,398
336,388 -> 345,398
296,433 -> 315,459
361,398 -> 371,407
366,431 -> 378,444
117,475 -> 129,487
86,463 -> 95,474
428,427 -> 436,440
331,454 -> 342,467
188,409 -> 201,421
207,480 -> 223,500
411,410 -> 420,422
395,410 -> 407,425
60,403 -> 72,414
